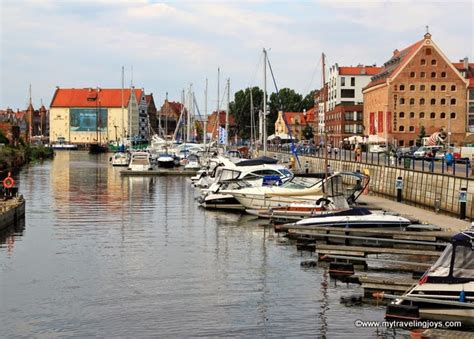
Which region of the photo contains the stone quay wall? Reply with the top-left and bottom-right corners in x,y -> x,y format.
265,151 -> 474,220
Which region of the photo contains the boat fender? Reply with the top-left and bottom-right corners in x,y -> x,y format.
460,288 -> 466,302
3,172 -> 14,189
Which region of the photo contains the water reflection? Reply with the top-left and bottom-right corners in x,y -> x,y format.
0,218 -> 25,255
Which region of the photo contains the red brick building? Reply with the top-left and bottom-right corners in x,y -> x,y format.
325,104 -> 364,146
206,110 -> 236,141
363,32 -> 471,147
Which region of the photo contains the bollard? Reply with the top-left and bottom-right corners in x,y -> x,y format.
304,160 -> 310,174
435,198 -> 441,214
459,187 -> 467,220
396,176 -> 403,202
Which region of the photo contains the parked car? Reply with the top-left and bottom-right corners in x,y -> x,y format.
369,144 -> 387,153
413,146 -> 442,158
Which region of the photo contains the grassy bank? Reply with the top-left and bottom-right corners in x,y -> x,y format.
0,145 -> 54,171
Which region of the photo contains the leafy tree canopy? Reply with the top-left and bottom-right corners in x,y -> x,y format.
229,87 -> 263,140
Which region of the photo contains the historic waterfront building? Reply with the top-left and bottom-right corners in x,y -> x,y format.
158,100 -> 185,138
49,87 -> 149,144
324,104 -> 364,147
363,32 -> 471,147
274,110 -> 315,141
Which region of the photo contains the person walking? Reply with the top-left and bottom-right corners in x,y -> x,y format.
445,150 -> 454,173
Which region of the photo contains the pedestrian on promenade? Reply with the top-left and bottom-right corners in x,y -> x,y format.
445,150 -> 454,173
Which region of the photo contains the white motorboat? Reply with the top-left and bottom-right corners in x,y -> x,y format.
111,152 -> 130,167
48,137 -> 78,150
184,154 -> 201,170
157,153 -> 175,168
386,226 -> 474,326
294,211 -> 412,228
128,151 -> 153,171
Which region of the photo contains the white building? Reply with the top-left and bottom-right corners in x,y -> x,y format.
327,64 -> 381,111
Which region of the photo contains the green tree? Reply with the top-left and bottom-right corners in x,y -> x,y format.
416,125 -> 426,146
229,87 -> 264,140
301,90 -> 316,111
268,88 -> 303,135
302,124 -> 314,140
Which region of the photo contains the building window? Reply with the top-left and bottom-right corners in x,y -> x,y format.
341,77 -> 346,86
431,72 -> 436,78
441,72 -> 446,78
410,72 -> 415,78
440,112 -> 446,119
451,112 -> 456,119
420,98 -> 425,105
400,85 -> 405,91
410,85 -> 415,91
351,77 -> 355,86
431,85 -> 436,91
430,112 -> 436,119
409,112 -> 415,118
441,85 -> 446,91
420,85 -> 426,91
400,98 -> 405,105
441,98 -> 446,105
431,98 -> 436,105
451,98 -> 456,105
409,126 -> 415,132
421,59 -> 426,65
420,112 -> 425,118
431,59 -> 437,65
410,98 -> 415,105
399,112 -> 405,118
451,85 -> 456,91
426,48 -> 432,55
399,125 -> 405,131
420,72 -> 426,78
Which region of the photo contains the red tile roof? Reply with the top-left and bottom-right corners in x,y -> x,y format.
339,66 -> 381,76
283,112 -> 307,124
50,88 -> 143,108
305,107 -> 316,123
365,39 -> 424,90
452,62 -> 474,69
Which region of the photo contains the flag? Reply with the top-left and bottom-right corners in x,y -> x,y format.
218,127 -> 227,144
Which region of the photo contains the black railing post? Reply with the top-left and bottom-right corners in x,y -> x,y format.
459,187 -> 467,219
396,176 -> 403,202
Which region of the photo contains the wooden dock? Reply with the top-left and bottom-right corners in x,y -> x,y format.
120,168 -> 197,176
315,243 -> 443,257
356,274 -> 417,297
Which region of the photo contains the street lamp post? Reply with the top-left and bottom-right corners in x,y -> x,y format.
446,94 -> 452,147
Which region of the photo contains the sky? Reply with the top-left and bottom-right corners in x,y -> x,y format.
1,0 -> 473,112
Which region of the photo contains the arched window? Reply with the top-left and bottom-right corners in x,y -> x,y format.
451,112 -> 456,119
410,85 -> 415,91
441,98 -> 446,105
440,112 -> 446,119
420,72 -> 426,78
400,85 -> 405,91
431,98 -> 436,105
420,85 -> 426,91
431,59 -> 437,65
410,72 -> 415,78
451,85 -> 456,91
441,85 -> 446,91
431,72 -> 436,78
430,112 -> 436,119
410,98 -> 415,105
409,112 -> 415,118
399,112 -> 405,118
431,85 -> 436,91
441,72 -> 446,78
409,126 -> 415,132
420,59 -> 426,65
400,98 -> 405,105
399,125 -> 405,131
420,112 -> 425,118
451,98 -> 456,105
420,98 -> 425,105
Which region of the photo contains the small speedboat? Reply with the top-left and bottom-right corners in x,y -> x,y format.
157,153 -> 175,168
128,151 -> 153,171
386,225 -> 474,326
111,152 -> 130,167
184,154 -> 201,170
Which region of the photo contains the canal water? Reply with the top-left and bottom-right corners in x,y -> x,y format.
1,152 -> 390,337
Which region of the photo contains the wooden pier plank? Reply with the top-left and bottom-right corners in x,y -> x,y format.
315,244 -> 442,257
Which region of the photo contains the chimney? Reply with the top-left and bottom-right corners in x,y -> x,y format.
361,66 -> 366,75
393,49 -> 399,56
464,57 -> 469,69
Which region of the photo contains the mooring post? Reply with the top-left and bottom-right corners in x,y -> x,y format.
396,176 -> 403,203
459,187 -> 467,220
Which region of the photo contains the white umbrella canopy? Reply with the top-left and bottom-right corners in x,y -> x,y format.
268,133 -> 292,141
367,134 -> 386,143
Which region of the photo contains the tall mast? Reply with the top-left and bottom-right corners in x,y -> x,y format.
217,67 -> 220,146
263,48 -> 268,156
322,53 -> 328,193
28,84 -> 32,143
225,78 -> 230,152
250,88 -> 254,150
121,66 -> 124,141
204,78 -> 208,150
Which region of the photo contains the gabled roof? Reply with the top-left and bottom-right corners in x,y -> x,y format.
365,39 -> 424,90
339,66 -> 381,76
50,88 -> 143,108
305,107 -> 316,123
209,110 -> 236,126
283,112 -> 307,124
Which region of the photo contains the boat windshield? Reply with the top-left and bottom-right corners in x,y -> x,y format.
219,169 -> 241,181
282,176 -> 322,189
452,245 -> 474,278
428,244 -> 452,277
279,168 -> 293,178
